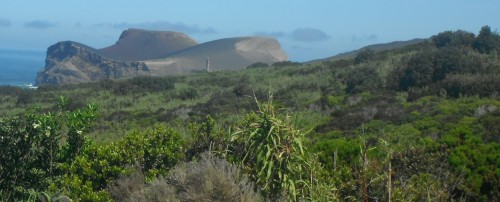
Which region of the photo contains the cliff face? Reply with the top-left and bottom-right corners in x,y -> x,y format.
36,41 -> 149,85
36,29 -> 288,85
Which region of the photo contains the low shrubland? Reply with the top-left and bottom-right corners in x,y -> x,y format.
1,26 -> 500,201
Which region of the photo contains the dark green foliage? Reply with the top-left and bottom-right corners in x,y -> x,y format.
16,89 -> 34,105
389,26 -> 500,99
0,86 -> 22,96
432,30 -> 475,48
111,76 -> 175,95
398,50 -> 436,90
247,62 -> 270,69
473,25 -> 500,54
440,74 -> 500,98
191,89 -> 260,116
433,46 -> 471,81
272,60 -> 301,67
177,87 -> 198,100
185,116 -> 229,160
232,83 -> 253,98
345,65 -> 382,94
354,48 -> 375,64
317,93 -> 407,132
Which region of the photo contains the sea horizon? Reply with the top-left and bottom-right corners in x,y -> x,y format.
0,48 -> 45,86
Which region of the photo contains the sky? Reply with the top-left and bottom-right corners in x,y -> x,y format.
0,0 -> 499,62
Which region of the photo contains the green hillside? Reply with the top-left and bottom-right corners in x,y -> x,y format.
1,26 -> 499,201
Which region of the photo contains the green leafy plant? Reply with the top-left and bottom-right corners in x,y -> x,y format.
230,96 -> 309,200
0,97 -> 97,201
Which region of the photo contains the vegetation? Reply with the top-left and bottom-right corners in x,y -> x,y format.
1,26 -> 499,201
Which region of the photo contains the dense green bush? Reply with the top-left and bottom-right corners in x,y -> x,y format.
0,102 -> 97,201
272,60 -> 301,67
440,74 -> 500,98
53,125 -> 185,200
111,76 -> 175,95
432,30 -> 475,48
246,62 -> 270,69
345,65 -> 382,94
354,48 -> 375,64
473,25 -> 500,54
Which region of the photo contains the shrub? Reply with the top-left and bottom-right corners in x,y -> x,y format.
0,102 -> 97,201
247,62 -> 270,69
272,61 -> 301,67
345,66 -> 382,94
354,48 -> 375,64
53,125 -> 185,200
177,87 -> 198,100
230,97 -> 309,200
108,152 -> 262,202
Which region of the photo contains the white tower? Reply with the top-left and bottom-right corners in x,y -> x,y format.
206,57 -> 210,72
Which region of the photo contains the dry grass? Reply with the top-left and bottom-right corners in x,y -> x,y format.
107,152 -> 262,202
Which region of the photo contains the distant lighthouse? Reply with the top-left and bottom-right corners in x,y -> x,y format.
205,57 -> 210,72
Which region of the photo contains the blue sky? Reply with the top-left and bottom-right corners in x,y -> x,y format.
0,0 -> 499,61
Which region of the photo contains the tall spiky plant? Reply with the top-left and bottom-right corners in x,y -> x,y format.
230,95 -> 308,200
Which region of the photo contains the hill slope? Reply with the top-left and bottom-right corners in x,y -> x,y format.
307,38 -> 425,63
98,29 -> 198,61
145,37 -> 287,74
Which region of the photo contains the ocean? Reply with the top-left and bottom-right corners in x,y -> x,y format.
0,49 -> 45,86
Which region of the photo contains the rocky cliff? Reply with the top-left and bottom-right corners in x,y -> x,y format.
36,41 -> 149,85
36,29 -> 287,85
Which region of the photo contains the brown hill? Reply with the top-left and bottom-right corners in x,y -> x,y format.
98,29 -> 198,61
145,37 -> 287,75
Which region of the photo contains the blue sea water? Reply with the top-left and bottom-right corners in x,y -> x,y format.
0,49 -> 45,86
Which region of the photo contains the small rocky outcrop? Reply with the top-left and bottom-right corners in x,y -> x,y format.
36,41 -> 149,85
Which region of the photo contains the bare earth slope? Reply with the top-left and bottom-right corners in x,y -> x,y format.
145,37 -> 287,75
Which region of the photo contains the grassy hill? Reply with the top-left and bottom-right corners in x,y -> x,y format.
1,26 -> 499,201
